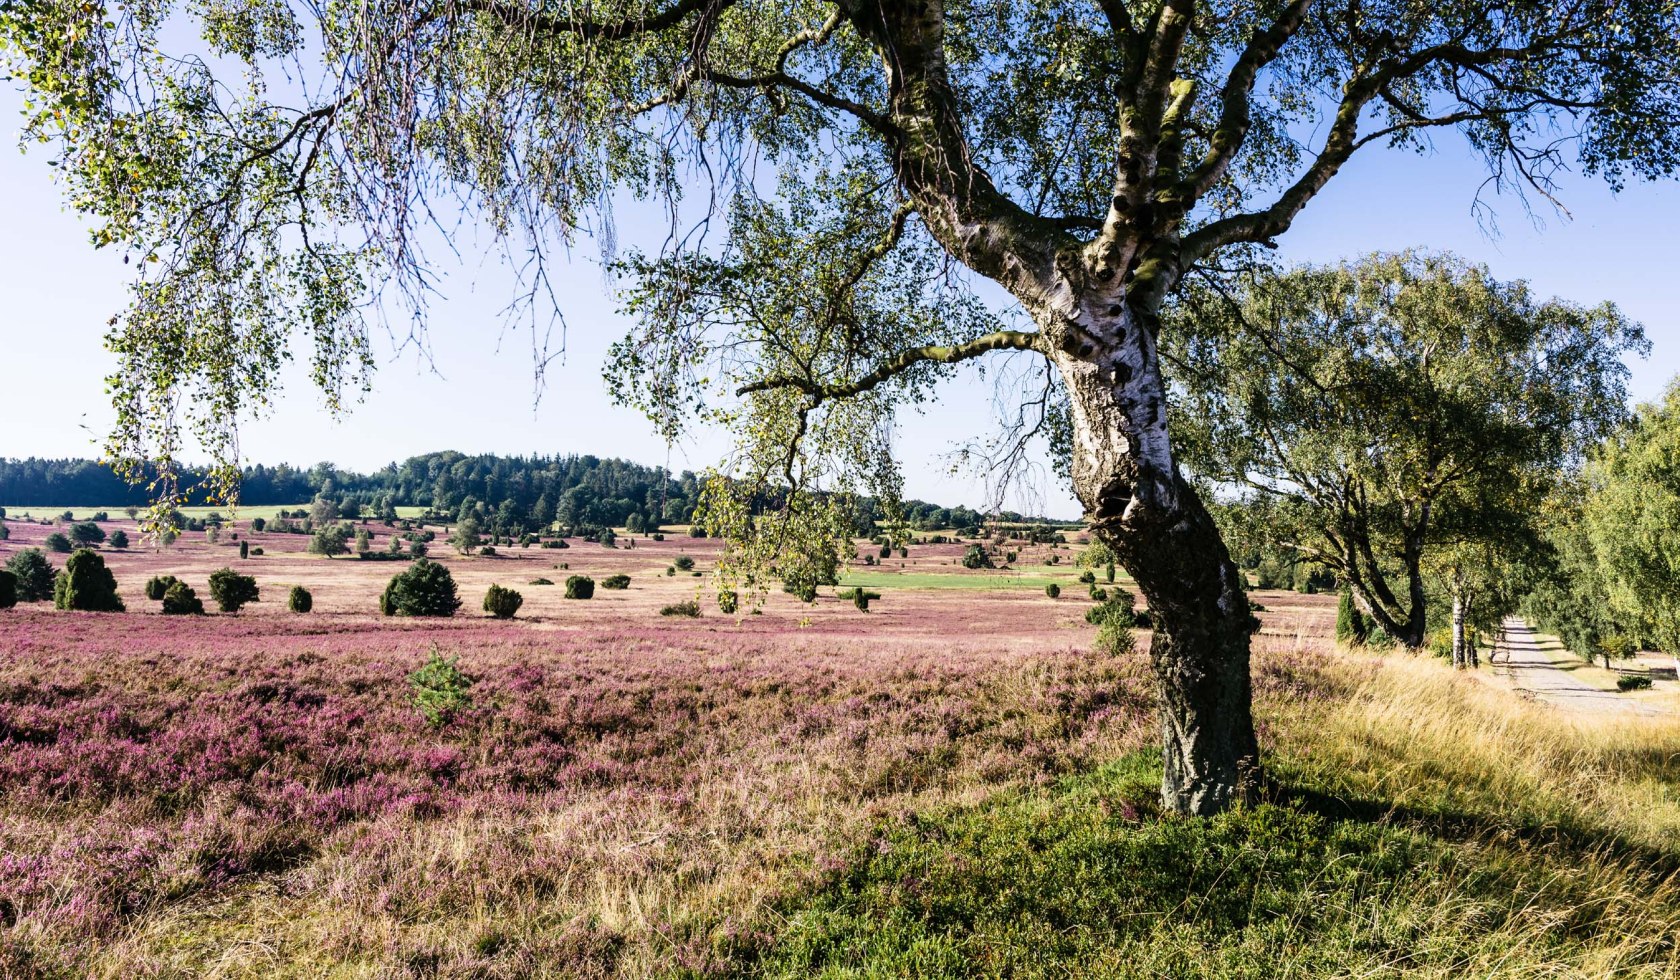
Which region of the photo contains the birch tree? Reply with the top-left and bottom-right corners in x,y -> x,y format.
5,0 -> 1679,813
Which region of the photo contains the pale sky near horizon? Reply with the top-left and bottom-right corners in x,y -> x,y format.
3,87 -> 1679,520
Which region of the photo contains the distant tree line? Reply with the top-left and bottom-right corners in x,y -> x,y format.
0,451 -> 1043,533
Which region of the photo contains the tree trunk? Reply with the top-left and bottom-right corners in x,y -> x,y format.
1451,590 -> 1467,669
1053,310 -> 1260,816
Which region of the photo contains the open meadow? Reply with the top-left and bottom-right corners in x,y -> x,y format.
4,517 -> 1680,977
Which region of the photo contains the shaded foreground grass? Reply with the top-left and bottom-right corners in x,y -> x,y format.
750,654 -> 1680,979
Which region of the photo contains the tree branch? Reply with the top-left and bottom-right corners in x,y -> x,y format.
737,330 -> 1044,402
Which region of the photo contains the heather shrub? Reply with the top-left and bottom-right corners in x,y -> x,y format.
108,529 -> 129,549
564,575 -> 595,599
53,550 -> 125,612
6,549 -> 55,602
601,574 -> 631,590
0,569 -> 15,609
661,599 -> 701,617
381,559 -> 461,617
161,580 -> 204,615
288,585 -> 313,613
44,531 -> 72,553
409,646 -> 473,726
207,567 -> 260,613
482,584 -> 524,619
674,554 -> 696,571
1046,583 -> 1061,598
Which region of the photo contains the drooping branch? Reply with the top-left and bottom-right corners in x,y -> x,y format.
455,0 -> 733,41
737,329 -> 1044,403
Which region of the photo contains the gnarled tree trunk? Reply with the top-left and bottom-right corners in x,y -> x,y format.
1051,304 -> 1260,816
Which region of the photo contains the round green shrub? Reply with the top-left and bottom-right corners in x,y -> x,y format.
288,585 -> 313,613
674,554 -> 696,571
108,530 -> 129,550
660,599 -> 700,617
381,558 -> 462,617
1046,583 -> 1061,598
145,575 -> 178,601
0,569 -> 16,609
161,580 -> 205,615
601,574 -> 631,590
483,584 -> 524,619
53,549 -> 124,612
44,532 -> 72,553
1078,570 -> 1096,584
564,575 -> 595,599
207,567 -> 260,613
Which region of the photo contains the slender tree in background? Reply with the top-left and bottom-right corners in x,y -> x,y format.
1167,253 -> 1642,650
5,1 -> 1679,813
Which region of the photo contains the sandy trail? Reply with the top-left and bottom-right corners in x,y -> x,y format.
1495,617 -> 1669,717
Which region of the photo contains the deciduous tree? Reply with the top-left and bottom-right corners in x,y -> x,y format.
1168,253 -> 1642,649
8,0 -> 1679,813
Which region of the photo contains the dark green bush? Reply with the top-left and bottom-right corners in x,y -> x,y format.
53,549 -> 124,612
68,521 -> 105,548
108,530 -> 129,549
1078,570 -> 1096,584
601,574 -> 631,590
1335,590 -> 1370,645
483,584 -> 524,619
250,547 -> 264,556
409,645 -> 473,725
288,585 -> 313,613
0,569 -> 15,609
661,599 -> 701,617
161,580 -> 204,615
674,554 -> 696,571
207,567 -> 260,613
1618,675 -> 1653,691
145,575 -> 178,601
7,549 -> 56,603
44,532 -> 72,553
564,575 -> 595,599
239,540 -> 249,559
838,587 -> 882,611
381,559 -> 461,617
1046,583 -> 1061,598
961,545 -> 992,570
666,566 -> 677,576
530,577 -> 554,585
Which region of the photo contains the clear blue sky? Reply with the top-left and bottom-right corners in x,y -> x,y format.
2,88 -> 1677,519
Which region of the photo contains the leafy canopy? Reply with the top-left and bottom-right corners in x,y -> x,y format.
1167,251 -> 1644,642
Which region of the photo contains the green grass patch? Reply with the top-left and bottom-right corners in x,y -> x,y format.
745,751 -> 1680,978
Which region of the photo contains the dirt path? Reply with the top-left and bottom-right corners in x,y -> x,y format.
1495,617 -> 1669,717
